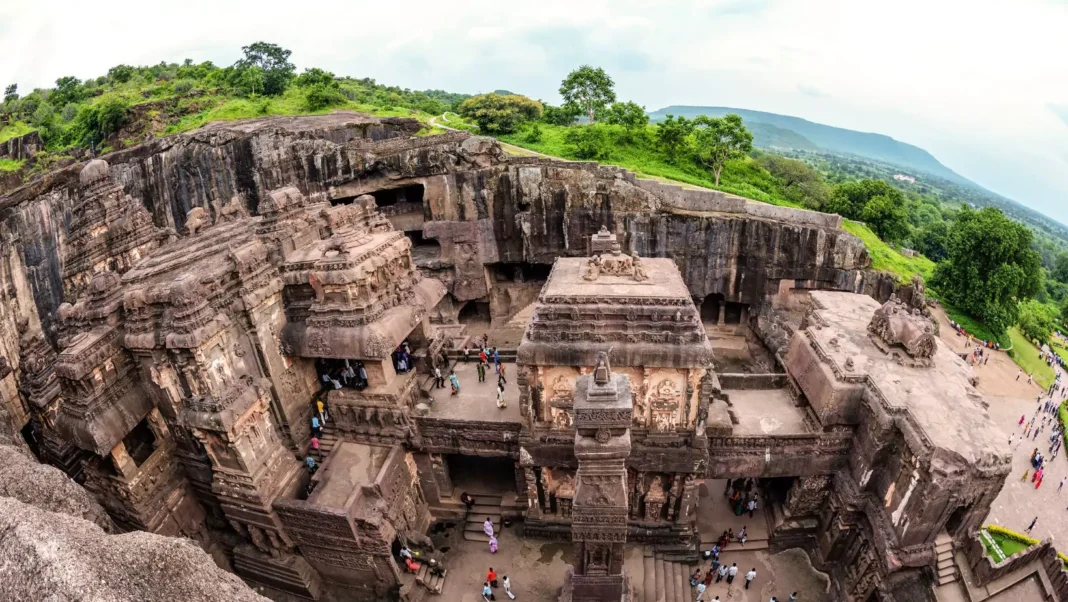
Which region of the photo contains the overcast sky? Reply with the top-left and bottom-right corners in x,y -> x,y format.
3,0 -> 1067,222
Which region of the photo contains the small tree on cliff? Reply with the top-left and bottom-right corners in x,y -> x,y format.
457,93 -> 542,134
656,114 -> 694,163
559,65 -> 616,123
691,114 -> 753,186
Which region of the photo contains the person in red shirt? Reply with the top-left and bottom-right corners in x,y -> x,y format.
487,567 -> 498,588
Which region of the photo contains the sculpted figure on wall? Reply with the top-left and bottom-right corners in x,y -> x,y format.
550,374 -> 573,403
648,377 -> 681,432
644,475 -> 667,520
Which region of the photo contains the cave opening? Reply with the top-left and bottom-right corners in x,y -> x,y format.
457,301 -> 491,325
701,294 -> 724,324
489,262 -> 553,283
123,417 -> 157,467
407,231 -> 442,266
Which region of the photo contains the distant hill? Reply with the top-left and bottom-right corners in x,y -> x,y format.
648,105 -> 972,187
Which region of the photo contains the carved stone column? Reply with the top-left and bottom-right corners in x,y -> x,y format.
667,473 -> 682,521
568,353 -> 632,601
677,474 -> 698,525
785,475 -> 831,517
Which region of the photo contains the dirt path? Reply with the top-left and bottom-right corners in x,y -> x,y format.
930,305 -> 1044,399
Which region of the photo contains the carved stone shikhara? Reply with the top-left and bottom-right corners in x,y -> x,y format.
868,295 -> 938,366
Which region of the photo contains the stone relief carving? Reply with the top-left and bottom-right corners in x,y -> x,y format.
648,377 -> 681,432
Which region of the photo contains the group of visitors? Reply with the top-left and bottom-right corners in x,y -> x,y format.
968,344 -> 991,366
481,567 -> 515,600
950,321 -> 1001,352
725,478 -> 759,517
393,341 -> 414,373
316,358 -> 369,391
691,543 -> 796,601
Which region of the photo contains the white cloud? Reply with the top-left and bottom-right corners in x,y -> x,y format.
2,0 -> 1066,220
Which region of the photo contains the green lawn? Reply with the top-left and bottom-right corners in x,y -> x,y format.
1007,326 -> 1055,389
497,123 -> 805,208
842,220 -> 935,283
938,301 -> 1010,348
981,528 -> 1033,561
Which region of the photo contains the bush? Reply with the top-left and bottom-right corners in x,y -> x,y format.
173,79 -> 195,95
73,96 -> 130,146
524,123 -> 542,143
304,83 -> 345,111
564,125 -> 610,160
60,103 -> 78,123
457,93 -> 542,134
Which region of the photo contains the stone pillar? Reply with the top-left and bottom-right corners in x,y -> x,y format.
677,474 -> 699,525
717,301 -> 725,326
568,352 -> 632,601
785,475 -> 831,518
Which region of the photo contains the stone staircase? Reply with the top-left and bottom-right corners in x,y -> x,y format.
630,547 -> 696,602
462,494 -> 503,542
315,422 -> 339,460
936,532 -> 958,585
414,562 -> 448,595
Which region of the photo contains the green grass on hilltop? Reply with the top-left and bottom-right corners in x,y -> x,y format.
842,220 -> 935,283
497,123 -> 804,208
1007,326 -> 1055,388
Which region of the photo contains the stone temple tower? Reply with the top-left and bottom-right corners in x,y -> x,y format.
567,351 -> 633,601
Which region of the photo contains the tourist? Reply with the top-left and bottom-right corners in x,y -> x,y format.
304,455 -> 317,472
1036,471 -> 1045,489
311,415 -> 322,438
488,534 -> 498,553
747,498 -> 758,518
704,563 -> 716,586
499,363 -> 508,385
317,398 -> 328,423
480,348 -> 488,364
487,567 -> 498,588
1026,517 -> 1038,533
502,576 -> 515,599
745,567 -> 756,590
493,348 -> 501,373
788,593 -> 797,602
434,367 -> 444,389
738,526 -> 748,545
1018,370 -> 1022,381
727,528 -> 735,543
482,581 -> 496,601
461,492 -> 476,509
690,567 -> 702,586
727,563 -> 738,584
695,581 -> 707,601
449,369 -> 460,396
483,517 -> 495,539
310,436 -> 321,461
1020,414 -> 1026,426
717,530 -> 729,548
716,563 -> 728,583
1029,373 -> 1034,384
497,382 -> 507,409
477,361 -> 486,383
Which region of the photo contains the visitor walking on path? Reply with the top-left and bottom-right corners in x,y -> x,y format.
311,415 -> 322,438
1026,516 -> 1038,533
745,568 -> 756,590
488,534 -> 498,553
747,498 -> 757,518
477,361 -> 486,383
695,582 -> 707,601
498,363 -> 507,384
716,564 -> 728,583
483,582 -> 496,601
493,348 -> 501,373
317,399 -> 328,423
434,367 -> 444,389
483,517 -> 495,538
487,568 -> 498,588
502,576 -> 515,600
727,563 -> 738,584
497,382 -> 507,409
449,369 -> 460,396
789,593 -> 798,602
310,436 -> 321,461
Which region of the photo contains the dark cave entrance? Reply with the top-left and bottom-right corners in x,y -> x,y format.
407,231 -> 442,266
489,262 -> 553,284
123,417 -> 157,467
946,504 -> 972,536
457,301 -> 491,325
333,183 -> 426,231
701,294 -> 724,324
724,301 -> 746,325
446,454 -> 516,495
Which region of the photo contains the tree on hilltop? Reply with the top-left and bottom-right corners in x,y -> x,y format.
559,66 -> 616,123
233,42 -> 295,96
604,101 -> 648,138
4,84 -> 17,103
931,206 -> 1042,332
458,93 -> 543,134
656,114 -> 694,163
692,114 -> 753,186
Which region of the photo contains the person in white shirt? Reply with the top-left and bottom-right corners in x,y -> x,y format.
744,568 -> 756,590
695,582 -> 707,601
726,563 -> 738,584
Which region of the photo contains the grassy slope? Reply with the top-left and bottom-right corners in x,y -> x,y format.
939,301 -> 1010,348
841,220 -> 935,282
0,121 -> 34,144
1008,326 -> 1055,388
0,158 -> 25,172
497,123 -> 804,208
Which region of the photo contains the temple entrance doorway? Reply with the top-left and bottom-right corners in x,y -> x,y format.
945,504 -> 972,536
701,294 -> 724,324
447,454 -> 516,496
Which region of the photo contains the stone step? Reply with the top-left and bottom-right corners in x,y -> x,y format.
673,561 -> 688,602
643,551 -> 656,602
935,532 -> 953,545
935,541 -> 953,553
654,555 -> 666,602
664,556 -> 676,602
463,521 -> 500,535
938,566 -> 957,579
469,503 -> 502,516
937,557 -> 955,570
937,573 -> 958,586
